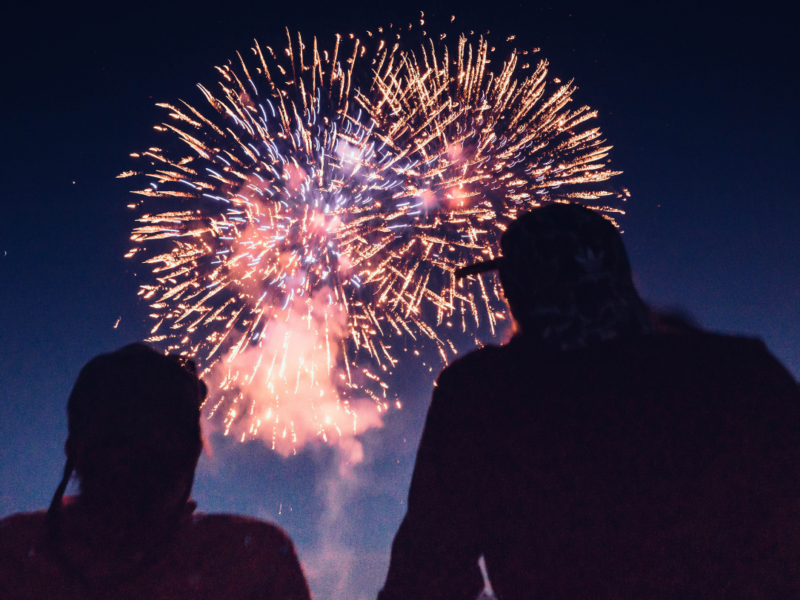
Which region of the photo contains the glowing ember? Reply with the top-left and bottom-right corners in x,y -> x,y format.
125,22 -> 625,454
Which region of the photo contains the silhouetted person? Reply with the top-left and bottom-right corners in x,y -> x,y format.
379,204 -> 800,599
0,344 -> 311,600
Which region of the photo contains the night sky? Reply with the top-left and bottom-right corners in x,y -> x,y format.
1,1 -> 797,598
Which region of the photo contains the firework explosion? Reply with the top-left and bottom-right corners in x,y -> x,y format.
122,19 -> 625,454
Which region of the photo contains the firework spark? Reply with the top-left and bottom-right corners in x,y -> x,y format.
125,23 -> 625,454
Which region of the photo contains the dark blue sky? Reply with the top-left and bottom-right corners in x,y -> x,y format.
1,1 -> 797,598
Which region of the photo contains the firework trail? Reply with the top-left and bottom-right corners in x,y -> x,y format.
122,18 -> 625,455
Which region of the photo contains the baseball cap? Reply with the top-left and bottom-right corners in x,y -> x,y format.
455,203 -> 632,292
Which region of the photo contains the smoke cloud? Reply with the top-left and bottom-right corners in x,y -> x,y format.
204,285 -> 384,458
197,285 -> 393,598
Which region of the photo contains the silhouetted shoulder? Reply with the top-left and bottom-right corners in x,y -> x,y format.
0,510 -> 310,600
0,511 -> 47,557
184,513 -> 310,599
188,513 -> 297,558
0,511 -> 49,591
634,331 -> 792,384
644,330 -> 769,355
434,331 -> 797,415
443,331 -> 787,380
436,342 -> 509,386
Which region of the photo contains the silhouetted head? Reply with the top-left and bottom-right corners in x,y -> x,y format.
457,203 -> 653,348
50,344 -> 206,522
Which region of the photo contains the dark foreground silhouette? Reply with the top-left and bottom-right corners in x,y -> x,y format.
0,344 -> 311,600
380,204 -> 800,599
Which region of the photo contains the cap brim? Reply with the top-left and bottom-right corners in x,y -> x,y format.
455,259 -> 501,280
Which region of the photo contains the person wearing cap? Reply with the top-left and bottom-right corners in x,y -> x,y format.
378,203 -> 800,599
0,343 -> 311,600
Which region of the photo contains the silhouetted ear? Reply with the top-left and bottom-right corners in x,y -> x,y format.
198,379 -> 208,402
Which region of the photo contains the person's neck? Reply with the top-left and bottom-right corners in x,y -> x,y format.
70,493 -> 191,541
